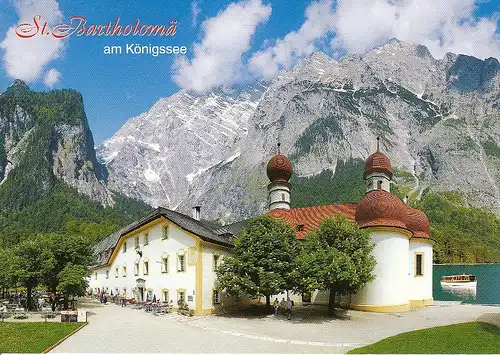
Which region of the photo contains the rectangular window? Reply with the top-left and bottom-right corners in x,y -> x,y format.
415,253 -> 424,276
123,265 -> 127,277
177,291 -> 185,304
106,270 -> 109,279
115,267 -> 119,278
144,261 -> 149,275
162,290 -> 169,303
122,241 -> 127,253
213,255 -> 220,271
162,226 -> 169,240
95,272 -> 97,280
161,256 -> 169,273
213,290 -> 220,305
177,255 -> 185,272
134,262 -> 139,276
134,236 -> 139,249
144,233 -> 149,246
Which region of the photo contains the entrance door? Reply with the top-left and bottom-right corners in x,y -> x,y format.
138,287 -> 144,302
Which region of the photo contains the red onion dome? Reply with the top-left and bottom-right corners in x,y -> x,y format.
364,151 -> 393,179
266,154 -> 292,182
406,208 -> 430,238
355,190 -> 407,229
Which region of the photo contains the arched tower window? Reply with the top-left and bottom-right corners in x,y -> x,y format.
377,180 -> 383,190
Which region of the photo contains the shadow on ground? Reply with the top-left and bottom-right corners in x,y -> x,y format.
216,304 -> 352,324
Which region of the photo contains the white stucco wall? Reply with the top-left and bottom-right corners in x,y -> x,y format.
89,220 -> 198,309
408,240 -> 433,301
268,183 -> 291,210
365,172 -> 391,193
201,245 -> 227,310
351,230 -> 409,307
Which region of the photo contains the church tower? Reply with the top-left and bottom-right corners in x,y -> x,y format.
266,143 -> 292,210
364,137 -> 392,193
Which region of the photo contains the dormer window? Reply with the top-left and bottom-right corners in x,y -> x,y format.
296,224 -> 304,232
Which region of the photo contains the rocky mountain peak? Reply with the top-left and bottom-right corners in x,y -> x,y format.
8,79 -> 29,90
99,40 -> 500,220
0,85 -> 114,209
4,79 -> 31,98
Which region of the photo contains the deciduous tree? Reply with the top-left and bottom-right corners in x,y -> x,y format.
216,215 -> 299,306
297,215 -> 376,316
13,238 -> 54,310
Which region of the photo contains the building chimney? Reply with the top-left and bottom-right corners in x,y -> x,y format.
193,206 -> 201,221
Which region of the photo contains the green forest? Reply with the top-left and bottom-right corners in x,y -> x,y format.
0,81 -> 151,247
292,158 -> 500,264
0,182 -> 151,247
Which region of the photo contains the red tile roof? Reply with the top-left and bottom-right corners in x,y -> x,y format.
355,190 -> 408,229
267,154 -> 293,182
267,203 -> 357,239
364,151 -> 393,179
406,208 -> 431,238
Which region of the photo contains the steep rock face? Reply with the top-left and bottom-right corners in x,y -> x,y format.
98,85 -> 266,208
100,40 -> 500,221
0,81 -> 113,210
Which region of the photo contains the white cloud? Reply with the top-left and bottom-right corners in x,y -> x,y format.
173,0 -> 499,91
43,68 -> 61,87
191,1 -> 201,27
249,0 -> 336,79
0,0 -> 64,84
332,0 -> 500,59
172,0 -> 272,93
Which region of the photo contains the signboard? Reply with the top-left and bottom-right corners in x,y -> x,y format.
77,309 -> 87,322
60,310 -> 78,322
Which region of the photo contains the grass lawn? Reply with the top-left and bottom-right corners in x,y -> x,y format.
0,322 -> 84,353
348,322 -> 500,354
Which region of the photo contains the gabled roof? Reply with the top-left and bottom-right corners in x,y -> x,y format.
121,207 -> 233,247
267,203 -> 358,239
92,207 -> 234,268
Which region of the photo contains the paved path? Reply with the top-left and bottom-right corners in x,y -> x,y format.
51,300 -> 500,353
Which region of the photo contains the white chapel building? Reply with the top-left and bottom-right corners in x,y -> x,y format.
89,144 -> 433,314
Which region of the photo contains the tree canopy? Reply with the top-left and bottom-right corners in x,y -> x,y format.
216,215 -> 299,306
297,215 -> 376,315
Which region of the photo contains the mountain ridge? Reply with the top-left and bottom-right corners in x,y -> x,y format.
98,39 -> 500,221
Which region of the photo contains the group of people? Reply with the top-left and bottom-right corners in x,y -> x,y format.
273,297 -> 294,320
1,291 -> 58,313
97,292 -> 108,305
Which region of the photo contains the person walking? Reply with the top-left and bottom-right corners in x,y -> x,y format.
273,298 -> 279,316
286,298 -> 293,320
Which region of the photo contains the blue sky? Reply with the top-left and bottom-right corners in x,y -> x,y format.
0,0 -> 498,145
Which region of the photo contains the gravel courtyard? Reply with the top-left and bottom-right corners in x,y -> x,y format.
51,299 -> 500,353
